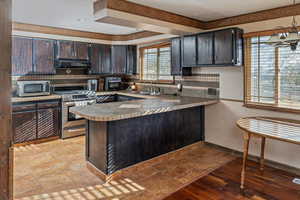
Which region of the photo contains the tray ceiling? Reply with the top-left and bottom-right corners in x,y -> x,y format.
13,0 -> 140,35
128,0 -> 296,21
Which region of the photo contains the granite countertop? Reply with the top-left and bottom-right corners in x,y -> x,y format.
70,92 -> 218,121
12,95 -> 62,103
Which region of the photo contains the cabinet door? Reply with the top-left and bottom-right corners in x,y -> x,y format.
111,45 -> 127,74
214,29 -> 233,65
197,32 -> 213,65
126,45 -> 137,75
56,40 -> 76,59
75,42 -> 89,60
12,36 -> 33,75
171,37 -> 181,75
182,35 -> 197,67
33,39 -> 55,74
90,44 -> 101,74
12,110 -> 37,143
101,44 -> 112,74
37,108 -> 60,139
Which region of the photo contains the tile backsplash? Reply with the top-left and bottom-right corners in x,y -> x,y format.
134,73 -> 220,99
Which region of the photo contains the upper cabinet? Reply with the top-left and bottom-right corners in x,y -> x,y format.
126,45 -> 137,75
171,37 -> 181,75
214,28 -> 243,66
111,45 -> 127,74
173,28 -> 244,70
12,36 -> 33,75
33,38 -> 55,74
90,44 -> 111,74
55,40 -> 90,60
182,35 -> 197,67
214,29 -> 234,65
197,32 -> 214,65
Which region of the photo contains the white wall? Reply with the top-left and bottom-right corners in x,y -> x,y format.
195,66 -> 300,169
205,101 -> 300,169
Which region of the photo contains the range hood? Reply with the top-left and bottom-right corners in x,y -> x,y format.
55,59 -> 91,69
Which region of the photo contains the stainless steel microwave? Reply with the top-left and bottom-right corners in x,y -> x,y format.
17,81 -> 51,97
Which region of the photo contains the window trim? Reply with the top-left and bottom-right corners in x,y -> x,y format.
243,34 -> 300,114
139,42 -> 174,83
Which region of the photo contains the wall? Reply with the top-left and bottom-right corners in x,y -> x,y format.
194,66 -> 300,169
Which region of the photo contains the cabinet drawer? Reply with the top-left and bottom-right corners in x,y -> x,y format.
13,103 -> 36,112
37,100 -> 60,109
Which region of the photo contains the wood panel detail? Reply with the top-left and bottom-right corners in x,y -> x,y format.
94,0 -> 205,29
13,22 -> 160,41
204,3 -> 300,29
0,0 -> 12,199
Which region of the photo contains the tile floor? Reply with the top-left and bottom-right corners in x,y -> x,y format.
14,136 -> 235,200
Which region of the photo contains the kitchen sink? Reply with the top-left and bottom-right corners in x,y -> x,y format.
96,94 -> 143,104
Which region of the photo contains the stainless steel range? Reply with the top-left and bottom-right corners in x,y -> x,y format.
54,87 -> 96,139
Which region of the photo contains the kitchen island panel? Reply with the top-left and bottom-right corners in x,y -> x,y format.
86,106 -> 204,175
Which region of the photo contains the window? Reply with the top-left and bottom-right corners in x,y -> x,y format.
140,44 -> 173,81
245,35 -> 300,111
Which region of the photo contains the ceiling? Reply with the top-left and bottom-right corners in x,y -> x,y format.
12,0 -> 139,35
128,0 -> 297,21
13,0 -> 298,36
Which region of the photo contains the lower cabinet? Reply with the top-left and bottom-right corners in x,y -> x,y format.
12,110 -> 37,143
12,100 -> 61,144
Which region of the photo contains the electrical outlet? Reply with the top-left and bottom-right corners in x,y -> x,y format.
292,178 -> 300,185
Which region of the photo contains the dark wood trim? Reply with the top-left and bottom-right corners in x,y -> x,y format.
204,142 -> 300,176
94,0 -> 205,29
244,103 -> 300,114
204,3 -> 300,29
243,26 -> 300,38
220,98 -> 244,103
12,136 -> 59,147
13,22 -> 161,41
0,0 -> 12,199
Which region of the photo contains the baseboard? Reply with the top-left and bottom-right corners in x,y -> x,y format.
205,142 -> 300,176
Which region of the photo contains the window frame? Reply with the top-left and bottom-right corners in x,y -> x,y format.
244,33 -> 300,114
139,42 -> 174,83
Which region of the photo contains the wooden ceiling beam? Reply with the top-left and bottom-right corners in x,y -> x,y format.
94,0 -> 300,32
93,0 -> 203,35
204,3 -> 300,29
12,22 -> 161,41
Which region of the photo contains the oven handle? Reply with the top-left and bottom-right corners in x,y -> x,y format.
64,100 -> 95,107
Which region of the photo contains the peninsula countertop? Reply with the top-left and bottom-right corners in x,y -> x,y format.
70,93 -> 218,121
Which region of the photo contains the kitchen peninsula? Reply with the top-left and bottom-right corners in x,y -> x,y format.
70,93 -> 218,180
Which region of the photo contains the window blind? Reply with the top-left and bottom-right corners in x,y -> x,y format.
142,46 -> 172,81
245,36 -> 300,109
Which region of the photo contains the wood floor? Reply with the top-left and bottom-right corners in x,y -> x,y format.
165,158 -> 300,200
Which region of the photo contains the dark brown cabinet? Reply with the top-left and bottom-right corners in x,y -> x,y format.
214,29 -> 234,65
213,28 -> 243,66
182,35 -> 197,67
171,37 -> 181,75
75,42 -> 90,60
37,101 -> 60,139
90,44 -> 111,74
12,100 -> 61,144
172,28 -> 243,69
111,45 -> 127,74
56,40 -> 89,60
12,36 -> 33,75
126,45 -> 137,75
33,38 -> 55,74
197,32 -> 213,65
12,109 -> 37,143
171,38 -> 192,76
